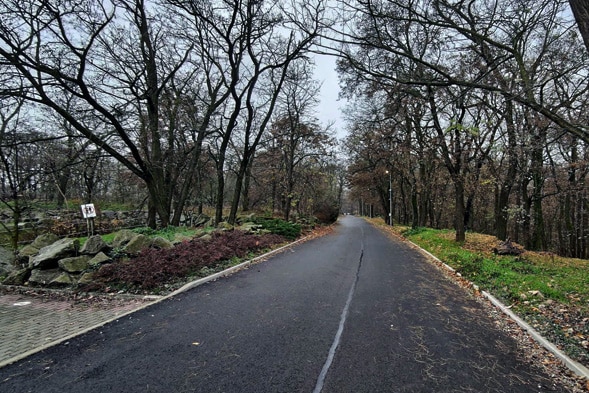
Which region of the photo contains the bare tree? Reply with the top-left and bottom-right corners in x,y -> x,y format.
334,0 -> 589,243
0,0 -> 196,227
270,64 -> 335,221
328,0 -> 589,141
0,98 -> 40,251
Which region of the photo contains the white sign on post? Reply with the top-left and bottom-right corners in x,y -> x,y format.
81,204 -> 97,218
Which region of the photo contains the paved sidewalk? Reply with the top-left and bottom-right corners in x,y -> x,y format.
0,290 -> 154,367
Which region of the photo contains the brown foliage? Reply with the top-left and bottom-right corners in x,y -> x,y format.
94,231 -> 285,291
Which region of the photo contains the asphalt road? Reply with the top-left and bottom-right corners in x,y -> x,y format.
0,216 -> 559,392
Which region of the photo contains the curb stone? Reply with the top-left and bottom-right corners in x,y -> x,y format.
405,238 -> 589,380
0,236 -> 308,368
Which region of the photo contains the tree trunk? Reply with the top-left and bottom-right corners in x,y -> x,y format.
146,179 -> 171,228
454,179 -> 467,242
171,131 -> 206,226
494,97 -> 518,240
55,171 -> 70,209
411,183 -> 419,228
214,133 -> 231,225
229,156 -> 249,224
495,185 -> 511,241
570,0 -> 589,53
530,128 -> 547,250
215,164 -> 225,226
241,157 -> 252,212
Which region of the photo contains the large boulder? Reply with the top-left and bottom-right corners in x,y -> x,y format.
80,235 -> 109,255
31,233 -> 59,249
78,272 -> 96,285
122,234 -> 152,255
28,268 -> 61,285
50,272 -> 75,286
151,236 -> 173,250
88,252 -> 112,267
58,255 -> 91,273
16,245 -> 39,268
112,229 -> 137,249
29,238 -> 80,269
18,244 -> 39,258
2,268 -> 31,285
0,246 -> 16,276
217,221 -> 233,230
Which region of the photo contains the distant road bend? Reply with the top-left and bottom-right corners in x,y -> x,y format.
0,215 -> 559,392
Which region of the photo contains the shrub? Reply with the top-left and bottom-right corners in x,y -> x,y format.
252,217 -> 301,240
313,202 -> 340,224
94,230 -> 285,291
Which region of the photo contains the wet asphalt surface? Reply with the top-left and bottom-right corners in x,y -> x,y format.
0,216 -> 559,392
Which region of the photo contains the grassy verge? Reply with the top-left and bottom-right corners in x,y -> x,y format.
369,218 -> 589,366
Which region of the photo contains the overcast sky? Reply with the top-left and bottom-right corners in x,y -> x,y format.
313,54 -> 347,140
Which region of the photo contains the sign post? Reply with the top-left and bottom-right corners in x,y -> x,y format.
81,204 -> 97,236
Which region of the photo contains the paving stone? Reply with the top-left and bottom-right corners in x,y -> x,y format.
0,292 -> 153,365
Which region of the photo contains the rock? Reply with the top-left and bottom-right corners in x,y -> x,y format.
151,236 -> 173,250
217,221 -> 233,230
29,238 -> 80,269
31,233 -> 60,249
80,235 -> 110,254
527,290 -> 545,299
50,272 -> 74,286
101,210 -> 117,220
88,252 -> 112,267
18,244 -> 39,258
172,233 -> 194,244
238,223 -> 261,233
78,272 -> 95,285
122,234 -> 152,255
29,268 -> 61,285
0,246 -> 16,275
2,268 -> 31,285
493,239 -> 524,256
58,255 -> 91,273
112,229 -> 137,248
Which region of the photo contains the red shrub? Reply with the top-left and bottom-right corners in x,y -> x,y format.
95,231 -> 285,291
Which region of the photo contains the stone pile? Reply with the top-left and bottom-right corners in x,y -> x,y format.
0,209 -> 146,232
1,230 -> 175,288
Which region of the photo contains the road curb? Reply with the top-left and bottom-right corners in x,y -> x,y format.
0,236 -> 307,369
482,291 -> 589,379
168,236 -> 308,296
406,238 -> 589,380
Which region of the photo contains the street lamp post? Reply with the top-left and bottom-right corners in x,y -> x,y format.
385,170 -> 392,226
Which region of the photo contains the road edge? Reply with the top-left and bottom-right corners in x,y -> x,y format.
0,236 -> 309,369
405,236 -> 589,380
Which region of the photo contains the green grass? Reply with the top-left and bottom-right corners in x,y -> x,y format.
399,227 -> 588,306
77,226 -> 203,247
131,226 -> 202,241
366,222 -> 589,364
